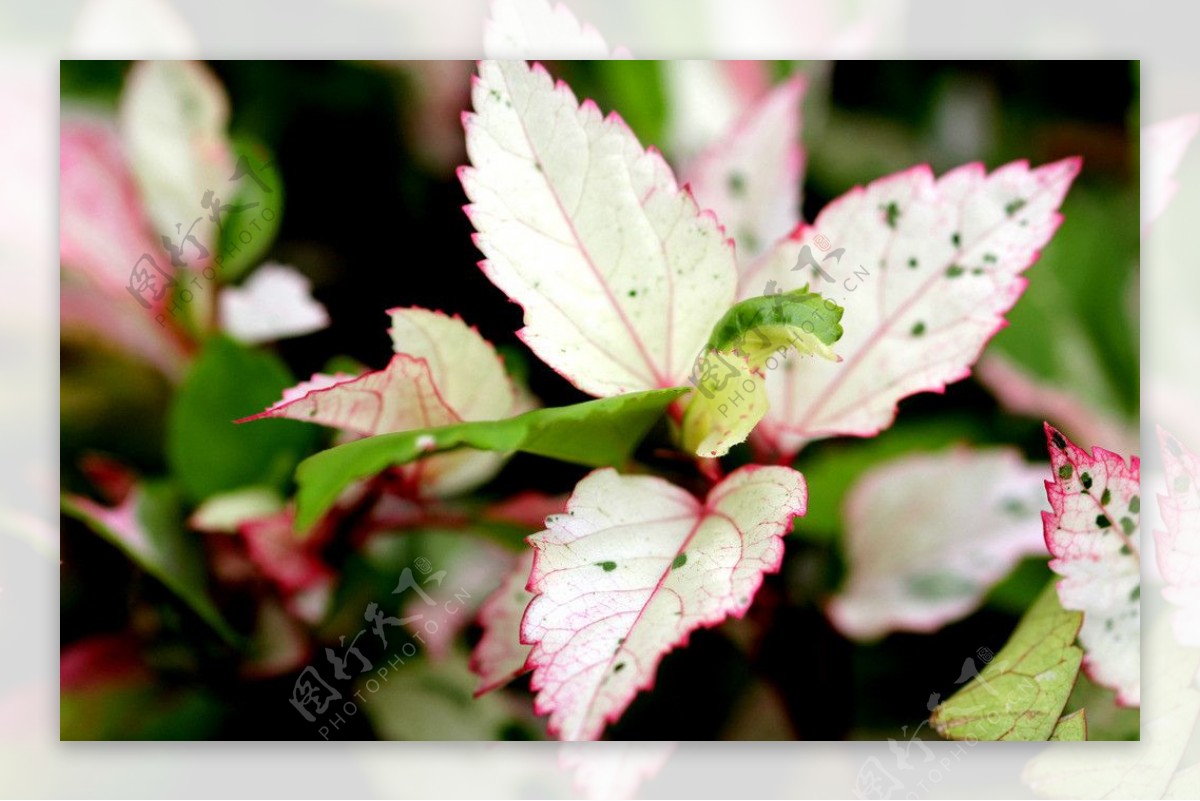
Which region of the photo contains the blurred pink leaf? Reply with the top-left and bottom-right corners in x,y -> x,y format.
1156,426 -> 1200,648
1143,114 -> 1200,236
239,509 -> 333,597
60,633 -> 150,692
399,535 -> 513,662
1043,423 -> 1141,707
828,447 -> 1049,640
664,61 -> 774,167
484,491 -> 567,530
471,549 -> 535,694
684,74 -> 805,263
461,59 -> 737,396
976,351 -> 1137,456
522,465 -> 806,740
745,158 -> 1080,459
59,117 -> 190,376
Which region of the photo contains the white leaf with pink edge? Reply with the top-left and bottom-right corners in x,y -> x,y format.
484,0 -> 624,59
664,60 -> 772,168
1156,427 -> 1200,648
219,263 -> 329,344
387,306 -> 530,495
118,60 -> 233,254
471,549 -> 535,694
462,59 -> 738,397
522,465 -> 806,740
1143,114 -> 1199,235
239,354 -> 459,437
828,448 -> 1050,641
744,158 -> 1080,459
684,75 -> 805,263
1043,423 -> 1141,707
388,306 -> 516,422
245,309 -> 527,497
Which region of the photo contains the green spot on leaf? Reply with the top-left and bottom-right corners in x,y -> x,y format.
672,552 -> 687,570
951,232 -> 961,247
1101,488 -> 1111,505
1096,514 -> 1112,529
1080,472 -> 1093,490
946,265 -> 965,278
911,321 -> 926,336
908,257 -> 918,268
1129,495 -> 1140,513
1058,465 -> 1073,480
1051,431 -> 1067,450
728,171 -> 747,196
614,662 -> 626,673
1005,198 -> 1027,216
597,561 -> 617,572
882,201 -> 901,228
1130,585 -> 1140,602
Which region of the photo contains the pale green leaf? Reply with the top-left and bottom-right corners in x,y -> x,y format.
930,581 -> 1083,741
1048,709 -> 1087,741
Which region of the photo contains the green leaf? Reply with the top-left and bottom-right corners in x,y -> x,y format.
295,388 -> 688,530
61,481 -> 237,643
61,682 -> 225,740
705,287 -> 844,365
1049,709 -> 1088,741
214,137 -> 284,282
929,581 -> 1083,741
681,289 -> 844,458
167,335 -> 317,503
